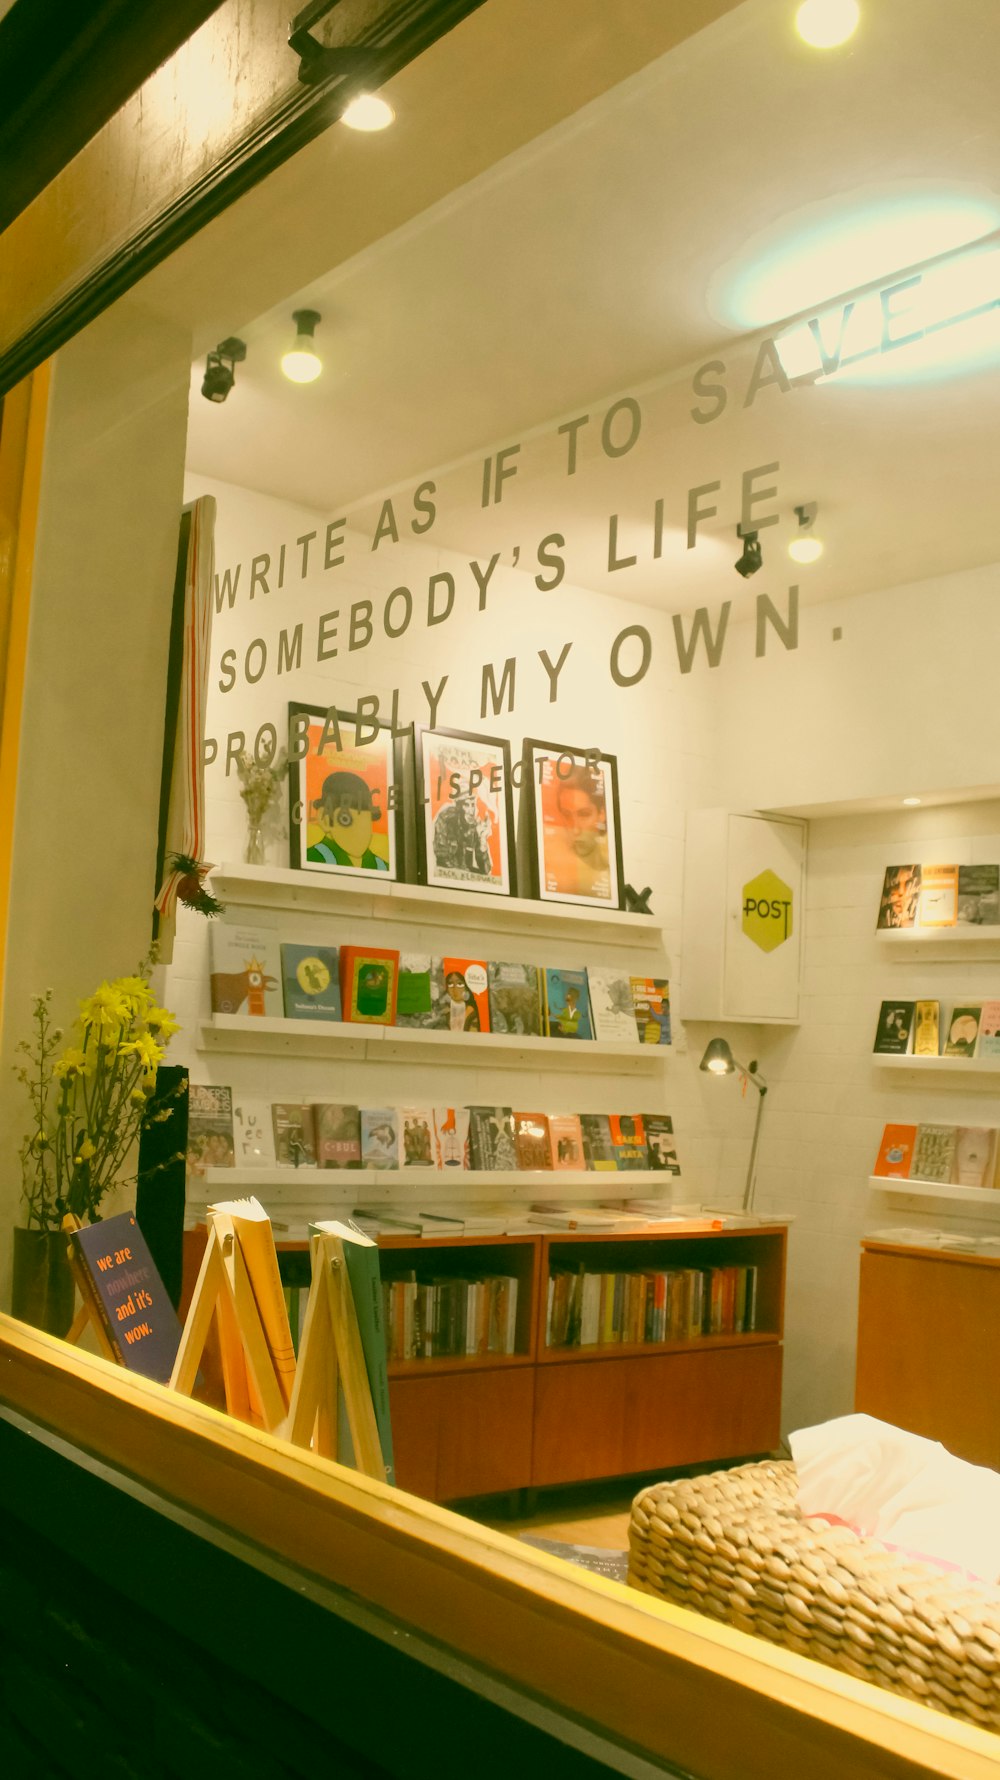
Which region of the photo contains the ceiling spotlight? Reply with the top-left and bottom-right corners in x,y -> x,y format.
788,502 -> 824,565
281,309 -> 322,384
200,335 -> 246,403
341,93 -> 395,131
734,530 -> 762,579
795,0 -> 860,49
902,797 -> 922,807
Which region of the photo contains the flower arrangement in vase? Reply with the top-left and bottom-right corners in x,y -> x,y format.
235,747 -> 287,865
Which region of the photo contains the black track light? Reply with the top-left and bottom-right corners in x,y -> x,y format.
734,529 -> 762,579
201,335 -> 247,403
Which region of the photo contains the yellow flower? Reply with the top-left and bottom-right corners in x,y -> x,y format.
146,1003 -> 180,1042
130,1087 -> 147,1106
129,1030 -> 163,1074
113,974 -> 154,1016
79,982 -> 130,1041
72,1138 -> 97,1166
53,1046 -> 89,1080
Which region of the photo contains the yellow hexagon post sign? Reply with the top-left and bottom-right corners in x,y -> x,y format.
742,869 -> 794,952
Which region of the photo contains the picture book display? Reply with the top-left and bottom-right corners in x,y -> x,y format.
877,865 -> 921,929
280,943 -> 342,1020
587,967 -> 639,1042
413,726 -> 515,897
873,1000 -> 916,1054
232,1096 -> 276,1166
873,1124 -> 918,1178
440,956 -> 490,1032
69,1212 -> 182,1384
400,1107 -> 436,1166
513,1111 -> 553,1171
434,1106 -> 470,1168
958,865 -> 1000,926
944,1005 -> 981,1057
210,923 -> 282,1016
543,968 -> 593,1039
874,1121 -> 1000,1188
360,1108 -> 400,1169
549,1113 -> 585,1170
314,1103 -> 362,1168
468,1106 -> 518,1170
631,977 -> 671,1045
187,1084 -> 235,1171
644,1114 -> 681,1174
271,1103 -> 317,1167
877,862 -> 1000,930
913,1000 -> 940,1057
487,961 -> 542,1035
340,946 -> 400,1025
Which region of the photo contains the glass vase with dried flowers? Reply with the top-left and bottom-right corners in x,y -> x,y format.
235,747 -> 288,865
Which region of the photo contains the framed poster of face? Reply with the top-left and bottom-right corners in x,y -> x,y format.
288,703 -> 403,880
520,740 -> 624,909
413,726 -> 516,897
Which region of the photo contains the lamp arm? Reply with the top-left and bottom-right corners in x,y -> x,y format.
742,1077 -> 768,1213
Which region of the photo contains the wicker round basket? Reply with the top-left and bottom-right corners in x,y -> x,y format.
628,1460 -> 1000,1732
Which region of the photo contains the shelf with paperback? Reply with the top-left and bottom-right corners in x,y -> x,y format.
210,861 -> 662,948
197,1012 -> 668,1069
877,927 -> 1000,952
190,1165 -> 686,1219
870,1176 -> 1000,1206
872,1054 -> 1000,1076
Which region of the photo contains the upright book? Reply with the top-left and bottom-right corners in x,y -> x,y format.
913,1000 -> 940,1057
911,1124 -> 957,1183
876,865 -> 921,930
311,1219 -> 395,1486
400,1107 -> 437,1166
609,1114 -> 647,1170
433,1106 -> 470,1169
395,954 -> 447,1029
232,1096 -> 276,1167
441,957 -> 490,1032
630,977 -> 671,1045
549,1113 -> 585,1170
872,1123 -> 917,1179
944,1005 -> 981,1057
587,968 -> 640,1043
873,1000 -> 915,1054
513,1111 -> 553,1171
954,1127 -> 996,1189
340,947 -> 399,1025
580,1113 -> 617,1171
917,864 -> 958,928
69,1211 -> 182,1384
978,1001 -> 1000,1058
468,1106 -> 517,1170
958,865 -> 1000,926
360,1108 -> 400,1169
210,923 -> 283,1017
644,1114 -> 681,1174
487,961 -> 542,1035
271,1103 -> 318,1167
187,1084 -> 235,1171
281,943 -> 342,1020
313,1103 -> 362,1169
543,968 -> 593,1040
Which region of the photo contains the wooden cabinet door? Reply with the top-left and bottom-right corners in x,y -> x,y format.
532,1360 -> 627,1486
391,1369 -> 534,1502
621,1346 -> 782,1475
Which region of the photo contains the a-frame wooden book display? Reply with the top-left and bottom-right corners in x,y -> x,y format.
169,1207 -> 289,1432
284,1228 -> 384,1478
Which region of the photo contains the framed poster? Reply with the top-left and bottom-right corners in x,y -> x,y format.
288,703 -> 403,880
520,740 -> 623,909
413,725 -> 516,897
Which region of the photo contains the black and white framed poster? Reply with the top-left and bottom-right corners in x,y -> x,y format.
520,739 -> 624,909
413,725 -> 516,897
288,702 -> 404,881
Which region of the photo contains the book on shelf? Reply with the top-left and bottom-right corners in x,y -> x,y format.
543,968 -> 593,1040
958,864 -> 1000,926
513,1110 -> 553,1171
876,864 -> 921,930
419,1208 -> 510,1235
580,1112 -> 617,1170
549,1112 -> 586,1170
978,1001 -> 1000,1058
209,1196 -> 297,1414
360,1107 -> 401,1169
954,1127 -> 997,1189
630,977 -> 671,1045
441,956 -> 491,1032
400,1107 -> 437,1167
643,1113 -> 681,1173
546,1260 -> 757,1350
210,922 -> 283,1017
382,1270 -> 519,1360
271,1103 -> 318,1168
529,1204 -> 648,1232
917,864 -> 958,928
68,1211 -> 182,1383
354,1208 -> 425,1235
313,1103 -> 362,1169
587,967 -> 640,1043
395,954 -> 446,1029
340,946 -> 400,1025
280,943 -> 342,1021
943,1004 -> 982,1057
468,1106 -> 518,1170
913,1000 -> 940,1058
487,961 -> 542,1035
608,1114 -> 647,1170
187,1084 -> 236,1172
911,1124 -> 957,1183
433,1106 -> 471,1169
232,1096 -> 276,1167
873,999 -> 916,1054
311,1218 -> 395,1485
873,1123 -> 918,1178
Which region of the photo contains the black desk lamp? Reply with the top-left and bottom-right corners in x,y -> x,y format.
699,1038 -> 769,1213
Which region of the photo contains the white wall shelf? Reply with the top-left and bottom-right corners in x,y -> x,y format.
872,1053 -> 1000,1075
198,1012 -> 668,1071
877,926 -> 1000,948
209,861 -> 663,948
870,1176 -> 1000,1205
188,1165 -> 686,1217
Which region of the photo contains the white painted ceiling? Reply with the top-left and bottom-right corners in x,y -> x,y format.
183,0 -> 1000,611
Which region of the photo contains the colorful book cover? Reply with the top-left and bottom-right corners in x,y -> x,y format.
544,968 -> 593,1040
340,946 -> 399,1025
468,1106 -> 517,1170
232,1096 -> 275,1167
587,967 -> 639,1043
978,1000 -> 1000,1058
643,1113 -> 681,1174
271,1103 -> 317,1167
630,977 -> 671,1045
433,1106 -> 471,1169
958,864 -> 1000,926
209,923 -> 282,1016
395,954 -> 447,1029
187,1084 -> 235,1172
580,1113 -> 617,1171
441,957 -> 490,1032
313,1103 -> 362,1169
400,1107 -> 437,1167
876,864 -> 921,930
913,1000 -> 940,1057
911,1124 -> 957,1183
549,1113 -> 585,1170
917,864 -> 958,928
360,1108 -> 400,1169
513,1111 -> 553,1171
873,1123 -> 917,1179
873,1000 -> 915,1054
954,1128 -> 996,1189
70,1211 -> 182,1385
944,1005 -> 982,1057
280,943 -> 342,1020
487,961 -> 542,1035
608,1114 -> 647,1170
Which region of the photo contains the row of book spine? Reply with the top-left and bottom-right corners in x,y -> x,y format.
546,1263 -> 759,1349
382,1272 -> 520,1361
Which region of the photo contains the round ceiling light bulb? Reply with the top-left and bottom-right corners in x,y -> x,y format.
281,309 -> 322,384
788,535 -> 824,564
902,797 -> 922,807
795,0 -> 860,48
341,93 -> 395,132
